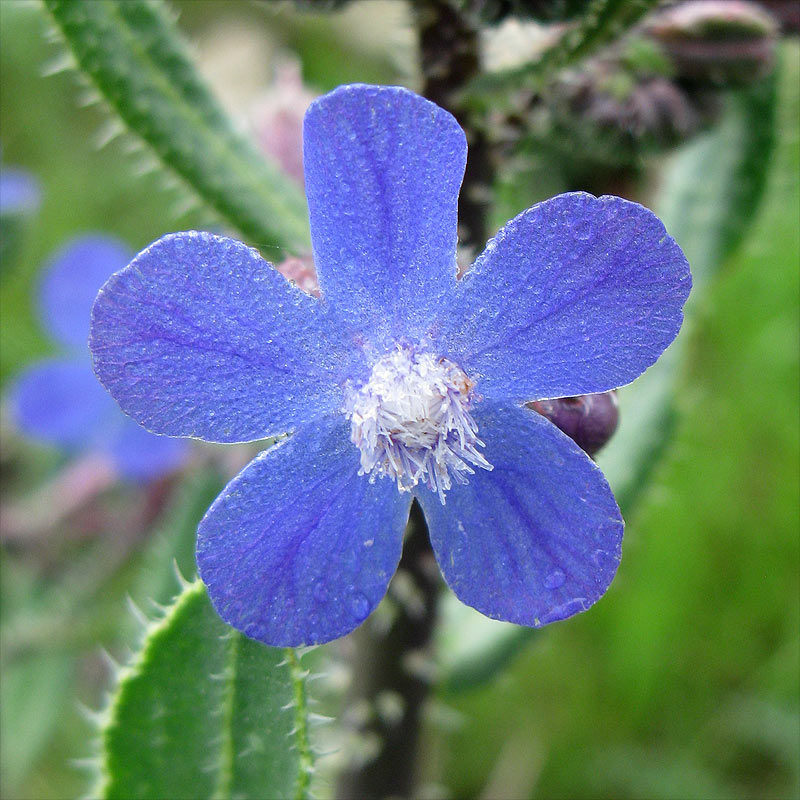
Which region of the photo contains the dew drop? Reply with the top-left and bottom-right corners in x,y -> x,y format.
307,613 -> 321,643
544,569 -> 566,590
350,592 -> 370,622
539,597 -> 586,625
312,580 -> 329,603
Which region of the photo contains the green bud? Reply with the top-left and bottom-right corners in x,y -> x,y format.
646,1 -> 779,86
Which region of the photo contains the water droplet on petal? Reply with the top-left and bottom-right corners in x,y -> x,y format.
312,580 -> 329,603
544,569 -> 566,590
539,598 -> 587,625
350,592 -> 370,622
304,611 -> 321,644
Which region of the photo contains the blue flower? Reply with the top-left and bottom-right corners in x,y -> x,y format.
89,84 -> 691,646
9,235 -> 188,482
0,165 -> 41,217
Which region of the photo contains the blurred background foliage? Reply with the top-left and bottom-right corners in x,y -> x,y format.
0,1 -> 797,798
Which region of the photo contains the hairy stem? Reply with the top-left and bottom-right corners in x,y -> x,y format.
336,6 -> 490,797
417,0 -> 490,250
335,503 -> 441,798
336,4 -> 490,797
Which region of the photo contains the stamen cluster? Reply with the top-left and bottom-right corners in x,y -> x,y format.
345,347 -> 492,503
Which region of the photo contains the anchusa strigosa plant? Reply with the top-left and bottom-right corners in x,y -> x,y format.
89,84 -> 691,646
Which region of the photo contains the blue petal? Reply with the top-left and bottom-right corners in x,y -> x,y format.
39,235 -> 132,351
107,419 -> 189,483
90,231 -> 359,443
8,358 -> 112,449
415,402 -> 623,627
304,84 -> 466,349
197,416 -> 412,646
0,167 -> 41,215
437,193 -> 691,401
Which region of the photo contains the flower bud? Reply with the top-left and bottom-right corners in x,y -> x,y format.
528,391 -> 619,457
547,62 -> 703,167
647,1 -> 779,86
250,58 -> 317,187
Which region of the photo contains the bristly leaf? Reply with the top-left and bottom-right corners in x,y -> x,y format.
43,0 -> 310,254
97,580 -> 312,800
599,69 -> 778,512
654,71 -> 778,293
468,0 -> 661,98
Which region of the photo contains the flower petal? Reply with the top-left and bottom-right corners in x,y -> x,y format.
415,402 -> 623,627
39,235 -> 132,351
90,231 -> 358,443
197,416 -> 412,646
438,193 -> 691,401
107,419 -> 189,483
303,84 -> 466,348
9,359 -> 112,449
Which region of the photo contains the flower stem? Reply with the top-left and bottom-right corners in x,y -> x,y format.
286,649 -> 313,800
416,0 -> 490,250
336,7 -> 490,798
335,502 -> 441,799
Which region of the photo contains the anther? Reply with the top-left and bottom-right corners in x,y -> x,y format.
344,346 -> 491,503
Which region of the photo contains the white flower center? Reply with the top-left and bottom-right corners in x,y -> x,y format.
344,346 -> 492,503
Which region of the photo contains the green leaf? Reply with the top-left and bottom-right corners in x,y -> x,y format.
468,0 -> 660,97
439,65 -> 779,692
0,648 -> 76,796
550,0 -> 659,74
43,0 -> 310,253
602,68 -> 778,510
0,559 -> 79,796
655,71 -> 778,292
436,597 -> 536,693
98,580 -> 311,800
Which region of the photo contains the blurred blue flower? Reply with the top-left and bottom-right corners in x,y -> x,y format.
0,165 -> 41,216
89,84 -> 691,646
9,235 -> 188,482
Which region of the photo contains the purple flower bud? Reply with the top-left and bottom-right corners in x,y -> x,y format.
647,1 -> 779,86
528,391 -> 619,457
548,64 -> 704,166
